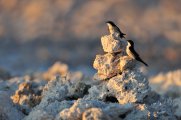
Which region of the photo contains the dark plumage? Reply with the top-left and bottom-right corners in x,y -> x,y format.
127,40 -> 148,67
106,21 -> 126,39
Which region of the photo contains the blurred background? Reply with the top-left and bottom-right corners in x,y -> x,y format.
0,0 -> 180,76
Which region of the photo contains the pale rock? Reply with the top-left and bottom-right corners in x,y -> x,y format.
82,108 -> 110,120
11,82 -> 42,114
24,71 -> 176,120
0,91 -> 25,120
58,99 -> 134,120
43,62 -> 69,81
24,76 -> 90,120
24,101 -> 73,120
146,98 -> 176,120
93,53 -> 121,80
88,69 -> 150,104
120,56 -> 136,72
22,31 -> 178,120
84,82 -> 109,101
93,55 -> 137,80
173,97 -> 181,119
149,69 -> 181,98
101,35 -> 127,53
107,69 -> 151,104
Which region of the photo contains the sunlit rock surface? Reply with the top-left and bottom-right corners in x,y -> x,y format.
101,35 -> 126,53
0,34 -> 178,120
93,53 -> 121,80
94,35 -> 136,80
23,34 -> 176,120
150,69 -> 181,98
43,62 -> 69,81
11,82 -> 42,115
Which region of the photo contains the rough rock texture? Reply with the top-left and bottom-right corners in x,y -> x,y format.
93,35 -> 150,104
43,62 -> 69,81
150,69 -> 181,98
120,56 -> 136,72
94,35 -> 136,80
93,53 -> 121,80
57,99 -> 133,120
24,74 -> 176,120
101,35 -> 127,53
11,82 -> 42,115
0,91 -> 25,120
82,108 -> 109,120
173,97 -> 181,119
3,35 -> 177,120
24,75 -> 90,120
86,69 -> 150,104
107,69 -> 150,104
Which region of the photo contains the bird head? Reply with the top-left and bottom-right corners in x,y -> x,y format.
127,40 -> 134,47
106,21 -> 116,26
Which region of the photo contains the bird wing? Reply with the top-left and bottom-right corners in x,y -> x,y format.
129,47 -> 139,58
130,47 -> 148,66
116,27 -> 126,38
136,57 -> 148,66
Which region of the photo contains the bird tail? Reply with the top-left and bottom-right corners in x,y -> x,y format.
137,57 -> 148,67
120,33 -> 126,38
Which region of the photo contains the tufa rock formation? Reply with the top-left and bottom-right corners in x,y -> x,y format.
93,34 -> 150,104
23,34 -> 176,120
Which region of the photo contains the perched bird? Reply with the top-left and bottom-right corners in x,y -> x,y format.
106,21 -> 126,39
126,40 -> 148,66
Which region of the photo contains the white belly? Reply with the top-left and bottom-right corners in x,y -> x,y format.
126,47 -> 135,59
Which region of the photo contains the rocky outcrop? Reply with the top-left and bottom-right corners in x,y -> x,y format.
23,34 -> 176,120
43,62 -> 69,81
101,35 -> 127,53
11,82 -> 42,115
173,97 -> 181,119
93,35 -> 150,104
150,69 -> 181,98
0,91 -> 25,120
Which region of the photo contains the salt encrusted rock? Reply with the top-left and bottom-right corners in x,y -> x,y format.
24,76 -> 90,120
93,53 -> 121,80
22,31 -> 177,120
24,100 -> 73,120
82,108 -> 110,120
0,91 -> 25,120
101,35 -> 127,53
43,62 -> 69,81
173,97 -> 181,119
93,55 -> 137,80
86,69 -> 151,104
24,71 -> 176,120
149,69 -> 181,98
57,99 -> 133,120
11,82 -> 42,114
107,69 -> 151,104
120,56 -> 136,72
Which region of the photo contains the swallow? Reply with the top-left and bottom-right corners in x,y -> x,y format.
106,21 -> 126,39
126,40 -> 148,66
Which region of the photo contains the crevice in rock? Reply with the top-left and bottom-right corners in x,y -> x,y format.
119,114 -> 127,119
104,96 -> 119,103
65,95 -> 79,100
119,110 -> 132,119
83,84 -> 91,95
